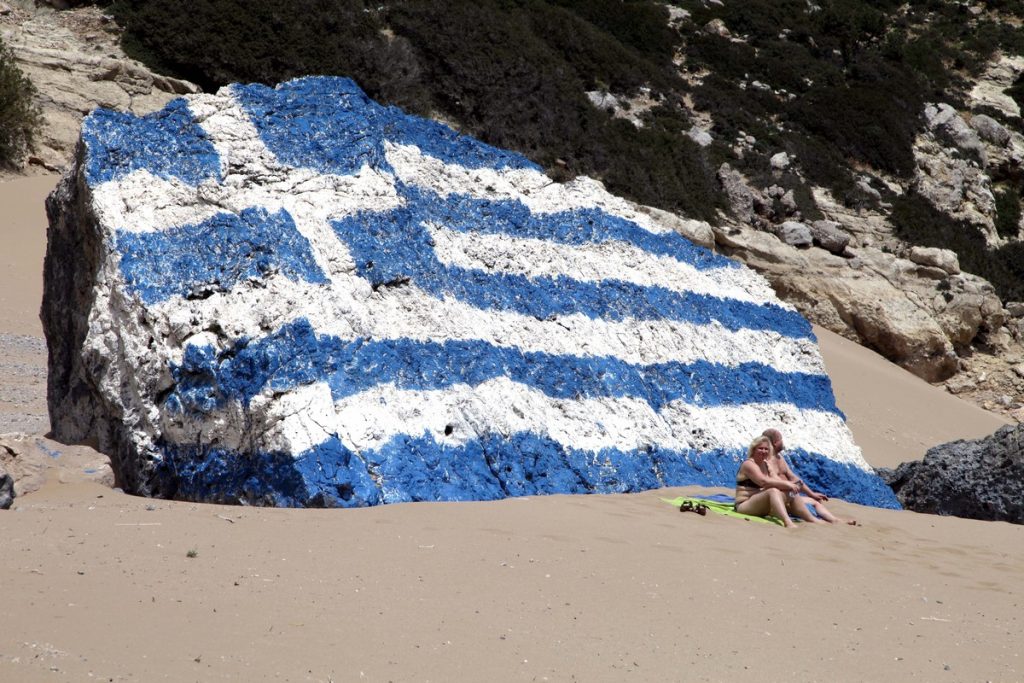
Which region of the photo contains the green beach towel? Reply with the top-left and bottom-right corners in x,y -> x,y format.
662,496 -> 784,526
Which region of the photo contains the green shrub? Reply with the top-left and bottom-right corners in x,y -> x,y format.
891,192 -> 1024,301
108,0 -> 722,220
545,0 -> 677,64
100,0 -> 1024,230
0,38 -> 41,168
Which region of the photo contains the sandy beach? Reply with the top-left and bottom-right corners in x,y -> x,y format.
1,175 -> 1021,682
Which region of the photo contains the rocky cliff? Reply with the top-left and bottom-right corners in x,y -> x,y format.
0,0 -> 196,173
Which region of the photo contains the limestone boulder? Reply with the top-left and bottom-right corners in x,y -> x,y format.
776,221 -> 813,247
717,163 -> 763,225
687,126 -> 713,148
969,55 -> 1024,119
43,76 -> 897,508
792,274 -> 958,381
715,228 -> 961,381
908,246 -> 960,274
924,103 -> 987,165
0,433 -> 113,501
809,220 -> 850,254
1,4 -> 198,172
970,114 -> 1011,147
769,152 -> 790,170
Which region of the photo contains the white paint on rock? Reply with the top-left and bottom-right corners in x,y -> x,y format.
62,79 -> 874,503
385,142 -> 669,233
149,272 -> 825,375
427,222 -> 781,306
255,377 -> 866,467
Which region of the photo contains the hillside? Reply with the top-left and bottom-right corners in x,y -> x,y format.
4,0 -> 1024,421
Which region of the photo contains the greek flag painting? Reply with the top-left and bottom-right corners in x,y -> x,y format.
53,76 -> 898,508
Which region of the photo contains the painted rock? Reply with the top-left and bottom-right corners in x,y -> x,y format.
43,76 -> 898,508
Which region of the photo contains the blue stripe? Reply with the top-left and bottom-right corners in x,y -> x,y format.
402,184 -> 736,269
233,77 -> 538,176
165,318 -> 838,415
83,98 -> 221,186
332,194 -> 812,337
783,448 -> 896,508
117,207 -> 328,305
154,432 -> 900,509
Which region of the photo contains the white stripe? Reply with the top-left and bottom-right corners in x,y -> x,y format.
426,223 -> 781,306
384,142 -> 671,234
233,379 -> 868,470
151,273 -> 825,375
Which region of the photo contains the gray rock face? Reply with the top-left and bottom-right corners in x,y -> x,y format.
0,465 -> 13,509
970,114 -> 1011,147
809,220 -> 850,254
717,163 -> 761,225
777,221 -> 812,247
969,55 -> 1024,119
908,246 -> 960,274
924,103 -> 987,165
879,424 -> 1024,523
687,126 -> 713,148
769,152 -> 790,170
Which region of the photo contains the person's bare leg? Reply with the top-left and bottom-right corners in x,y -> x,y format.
737,489 -> 796,527
767,489 -> 797,527
806,499 -> 858,525
788,496 -> 828,524
808,499 -> 838,522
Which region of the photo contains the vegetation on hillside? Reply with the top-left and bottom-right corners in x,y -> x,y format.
106,0 -> 723,220
100,0 -> 1024,298
0,38 -> 41,168
684,0 -> 1024,196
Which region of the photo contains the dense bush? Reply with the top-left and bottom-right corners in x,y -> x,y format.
100,0 -> 1024,235
0,38 -> 41,168
891,193 -> 1024,301
107,0 -> 724,219
109,0 -> 427,107
682,0 -> 1024,204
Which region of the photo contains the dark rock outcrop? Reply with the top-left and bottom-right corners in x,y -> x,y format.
879,424 -> 1024,523
0,465 -> 13,509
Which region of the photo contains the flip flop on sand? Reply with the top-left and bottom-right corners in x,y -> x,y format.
679,500 -> 709,516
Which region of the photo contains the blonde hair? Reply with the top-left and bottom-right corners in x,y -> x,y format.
747,435 -> 775,459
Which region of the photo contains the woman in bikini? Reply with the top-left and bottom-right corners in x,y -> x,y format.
734,435 -> 825,528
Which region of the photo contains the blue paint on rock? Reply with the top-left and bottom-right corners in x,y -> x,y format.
233,77 -> 539,175
117,207 -> 327,305
76,75 -> 898,510
332,187 -> 811,337
166,318 -> 838,414
155,433 -> 900,509
82,98 -> 221,186
399,183 -> 735,269
784,448 -> 900,509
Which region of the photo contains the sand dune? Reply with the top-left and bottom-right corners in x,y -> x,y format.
1,175 -> 1021,682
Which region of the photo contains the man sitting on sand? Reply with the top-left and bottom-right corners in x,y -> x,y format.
762,428 -> 856,526
734,435 -> 820,528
